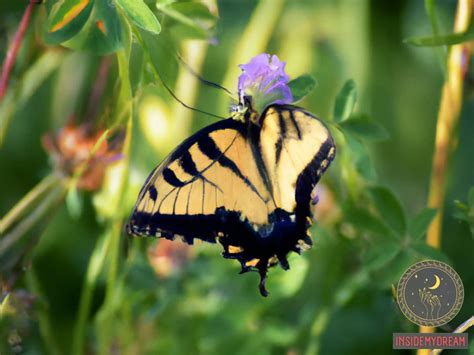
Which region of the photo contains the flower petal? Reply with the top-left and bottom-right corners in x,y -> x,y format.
238,53 -> 293,113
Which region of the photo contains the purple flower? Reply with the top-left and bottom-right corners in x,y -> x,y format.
238,53 -> 293,113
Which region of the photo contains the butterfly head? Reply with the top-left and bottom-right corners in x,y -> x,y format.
230,95 -> 260,124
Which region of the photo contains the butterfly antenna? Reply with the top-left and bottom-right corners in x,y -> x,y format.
176,53 -> 235,98
155,69 -> 228,120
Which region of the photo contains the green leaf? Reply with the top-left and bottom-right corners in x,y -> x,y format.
424,0 -> 440,35
408,208 -> 437,241
288,74 -> 317,102
334,270 -> 370,307
116,0 -> 161,34
423,0 -> 447,70
453,187 -> 474,236
363,241 -> 401,271
371,250 -> 419,289
129,42 -> 145,94
156,2 -> 216,39
468,186 -> 474,207
404,30 -> 474,47
345,134 -> 377,180
63,0 -> 123,55
453,200 -> 469,215
343,204 -> 395,239
171,2 -> 216,21
44,0 -> 94,44
369,186 -> 406,236
338,114 -> 389,141
333,79 -> 356,122
409,241 -> 450,263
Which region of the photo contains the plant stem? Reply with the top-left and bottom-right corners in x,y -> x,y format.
419,0 -> 473,350
305,307 -> 331,355
26,267 -> 62,355
96,48 -> 133,355
0,178 -> 65,256
72,231 -> 112,355
0,0 -> 40,102
425,0 -> 447,74
72,43 -> 134,354
1,173 -> 60,234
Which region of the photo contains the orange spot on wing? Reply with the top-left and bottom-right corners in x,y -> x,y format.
50,0 -> 90,32
245,259 -> 260,267
96,20 -> 107,35
228,245 -> 243,254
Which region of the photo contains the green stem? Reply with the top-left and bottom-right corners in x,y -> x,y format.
72,230 -> 112,355
305,269 -> 370,355
305,308 -> 331,355
96,48 -> 134,355
26,266 -> 62,355
71,41 -> 134,354
104,222 -> 122,303
1,173 -> 60,234
424,0 -> 447,74
0,180 -> 65,256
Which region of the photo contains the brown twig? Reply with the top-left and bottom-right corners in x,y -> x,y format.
0,0 -> 41,102
418,1 -> 473,354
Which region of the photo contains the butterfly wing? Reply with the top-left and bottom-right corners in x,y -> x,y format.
127,104 -> 336,296
258,104 -> 335,221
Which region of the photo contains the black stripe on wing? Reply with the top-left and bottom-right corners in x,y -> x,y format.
289,110 -> 302,139
163,168 -> 187,187
197,134 -> 266,201
180,151 -> 199,176
275,110 -> 287,164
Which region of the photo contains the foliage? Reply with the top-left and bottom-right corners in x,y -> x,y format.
0,1 -> 473,355
454,187 -> 474,237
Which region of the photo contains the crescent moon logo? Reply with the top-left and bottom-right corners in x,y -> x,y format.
428,274 -> 441,290
397,260 -> 464,327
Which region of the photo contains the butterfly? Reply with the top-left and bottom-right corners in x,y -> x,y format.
127,98 -> 335,296
127,53 -> 335,296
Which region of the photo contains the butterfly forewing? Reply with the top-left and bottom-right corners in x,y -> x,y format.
128,119 -> 275,239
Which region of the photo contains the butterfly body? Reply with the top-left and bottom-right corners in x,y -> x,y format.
128,103 -> 335,296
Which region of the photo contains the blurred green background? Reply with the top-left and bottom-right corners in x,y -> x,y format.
0,0 -> 473,354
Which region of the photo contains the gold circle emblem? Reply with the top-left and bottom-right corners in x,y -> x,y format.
397,260 -> 464,327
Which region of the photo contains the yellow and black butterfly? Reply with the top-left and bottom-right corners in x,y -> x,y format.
127,69 -> 335,296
